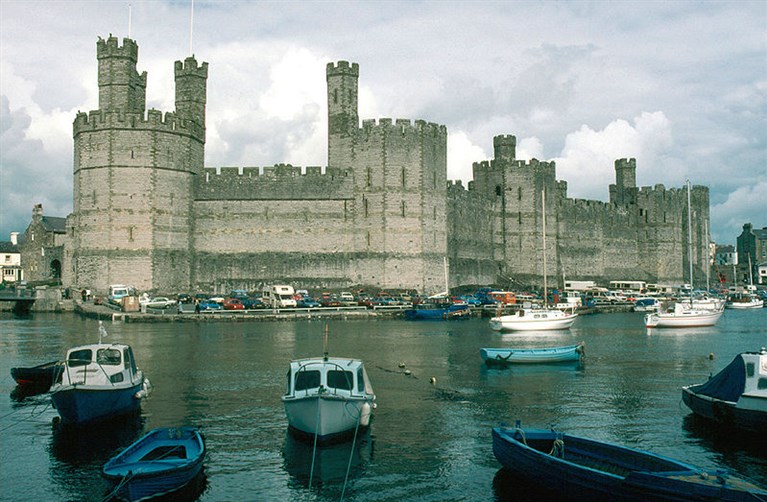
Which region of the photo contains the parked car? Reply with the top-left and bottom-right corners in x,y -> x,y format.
320,295 -> 342,307
297,296 -> 321,308
198,300 -> 222,311
141,297 -> 176,309
223,298 -> 245,310
339,292 -> 357,306
242,297 -> 265,309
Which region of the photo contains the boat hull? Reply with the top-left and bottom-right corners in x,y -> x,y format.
492,426 -> 767,501
481,344 -> 583,365
644,309 -> 723,328
682,386 -> 767,431
489,311 -> 578,331
404,307 -> 469,320
11,361 -> 62,389
282,394 -> 373,442
51,381 -> 144,425
103,427 -> 206,502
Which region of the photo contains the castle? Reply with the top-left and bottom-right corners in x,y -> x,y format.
60,36 -> 710,295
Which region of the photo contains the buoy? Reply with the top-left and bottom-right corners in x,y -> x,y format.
708,352 -> 715,360
404,369 -> 411,376
398,362 -> 406,368
430,377 -> 437,385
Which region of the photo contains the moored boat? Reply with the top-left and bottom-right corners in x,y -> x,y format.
725,292 -> 764,309
102,427 -> 206,502
282,356 -> 376,442
11,360 -> 63,390
644,302 -> 723,328
489,307 -> 578,332
404,298 -> 470,320
492,422 -> 767,501
682,348 -> 767,431
50,322 -> 151,425
480,343 -> 584,365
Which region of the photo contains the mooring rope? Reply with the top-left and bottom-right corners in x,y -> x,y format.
340,401 -> 365,501
0,400 -> 52,433
307,397 -> 322,492
101,470 -> 136,502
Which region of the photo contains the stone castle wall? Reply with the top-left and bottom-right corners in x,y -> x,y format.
66,36 -> 710,295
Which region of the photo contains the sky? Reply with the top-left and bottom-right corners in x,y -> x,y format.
1,0 -> 765,245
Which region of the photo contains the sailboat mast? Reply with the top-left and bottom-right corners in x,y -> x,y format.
704,220 -> 710,291
542,188 -> 547,307
687,180 -> 693,304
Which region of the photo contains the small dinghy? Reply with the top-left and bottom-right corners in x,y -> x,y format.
492,422 -> 767,501
481,343 -> 584,365
102,427 -> 206,502
11,361 -> 63,391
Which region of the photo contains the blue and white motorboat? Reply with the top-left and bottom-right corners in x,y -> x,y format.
50,322 -> 151,425
481,343 -> 584,365
492,422 -> 767,500
404,298 -> 470,320
102,427 -> 206,502
682,348 -> 767,431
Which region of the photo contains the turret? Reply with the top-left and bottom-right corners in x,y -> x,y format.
96,36 -> 146,113
326,61 -> 359,136
610,158 -> 637,205
493,135 -> 517,163
175,56 -> 208,129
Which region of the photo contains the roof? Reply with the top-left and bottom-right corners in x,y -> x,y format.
0,241 -> 19,253
41,216 -> 67,233
754,227 -> 767,239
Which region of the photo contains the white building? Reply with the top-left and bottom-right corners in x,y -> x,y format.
0,232 -> 23,284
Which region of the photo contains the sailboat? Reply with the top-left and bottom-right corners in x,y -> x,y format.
490,189 -> 578,332
725,254 -> 764,309
644,181 -> 724,328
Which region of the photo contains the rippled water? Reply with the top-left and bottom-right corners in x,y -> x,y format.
0,309 -> 765,500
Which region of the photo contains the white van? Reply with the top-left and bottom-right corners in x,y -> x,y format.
108,284 -> 130,305
263,285 -> 297,308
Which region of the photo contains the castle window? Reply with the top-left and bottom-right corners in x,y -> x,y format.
366,231 -> 371,248
333,89 -> 338,104
433,206 -> 437,221
364,198 -> 368,217
495,185 -> 502,196
401,167 -> 406,187
128,226 -> 134,242
518,187 -> 522,201
518,213 -> 522,225
401,200 -> 405,217
367,167 -> 371,187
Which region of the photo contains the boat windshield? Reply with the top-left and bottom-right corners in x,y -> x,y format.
97,348 -> 121,365
67,349 -> 92,367
327,370 -> 353,391
295,370 -> 321,391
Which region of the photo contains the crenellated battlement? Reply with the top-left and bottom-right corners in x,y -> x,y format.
73,109 -> 205,140
174,57 -> 208,79
326,61 -> 359,77
197,164 -> 353,201
96,35 -> 138,61
359,118 -> 447,137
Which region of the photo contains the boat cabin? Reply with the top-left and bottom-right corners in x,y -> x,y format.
285,357 -> 374,398
60,343 -> 139,387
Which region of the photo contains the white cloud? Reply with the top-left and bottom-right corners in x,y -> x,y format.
710,182 -> 767,243
447,131 -> 486,183
554,111 -> 672,200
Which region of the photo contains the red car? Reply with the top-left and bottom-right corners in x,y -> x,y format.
223,298 -> 245,310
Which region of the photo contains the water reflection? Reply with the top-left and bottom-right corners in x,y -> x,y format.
282,429 -> 374,491
49,412 -> 145,465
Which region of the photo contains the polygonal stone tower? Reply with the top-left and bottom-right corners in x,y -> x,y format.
70,36 -> 207,293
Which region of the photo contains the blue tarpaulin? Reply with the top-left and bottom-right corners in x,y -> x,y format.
690,354 -> 746,402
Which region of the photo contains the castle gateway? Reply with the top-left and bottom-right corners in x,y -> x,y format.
63,36 -> 709,294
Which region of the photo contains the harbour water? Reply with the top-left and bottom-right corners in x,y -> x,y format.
1,309 -> 765,500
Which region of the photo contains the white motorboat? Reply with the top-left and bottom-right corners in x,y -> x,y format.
489,307 -> 578,331
644,302 -> 724,328
725,292 -> 764,309
51,322 -> 151,425
282,349 -> 375,442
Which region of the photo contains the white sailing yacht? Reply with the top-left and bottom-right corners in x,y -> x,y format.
490,189 -> 578,332
644,181 -> 724,328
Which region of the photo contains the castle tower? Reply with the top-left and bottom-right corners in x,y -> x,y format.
493,135 -> 516,162
326,61 -> 359,168
175,56 -> 208,130
610,158 -> 637,205
71,36 -> 207,293
97,36 -> 146,113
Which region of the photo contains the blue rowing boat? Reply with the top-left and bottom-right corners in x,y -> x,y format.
492,422 -> 767,501
480,343 -> 584,365
102,427 -> 206,502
